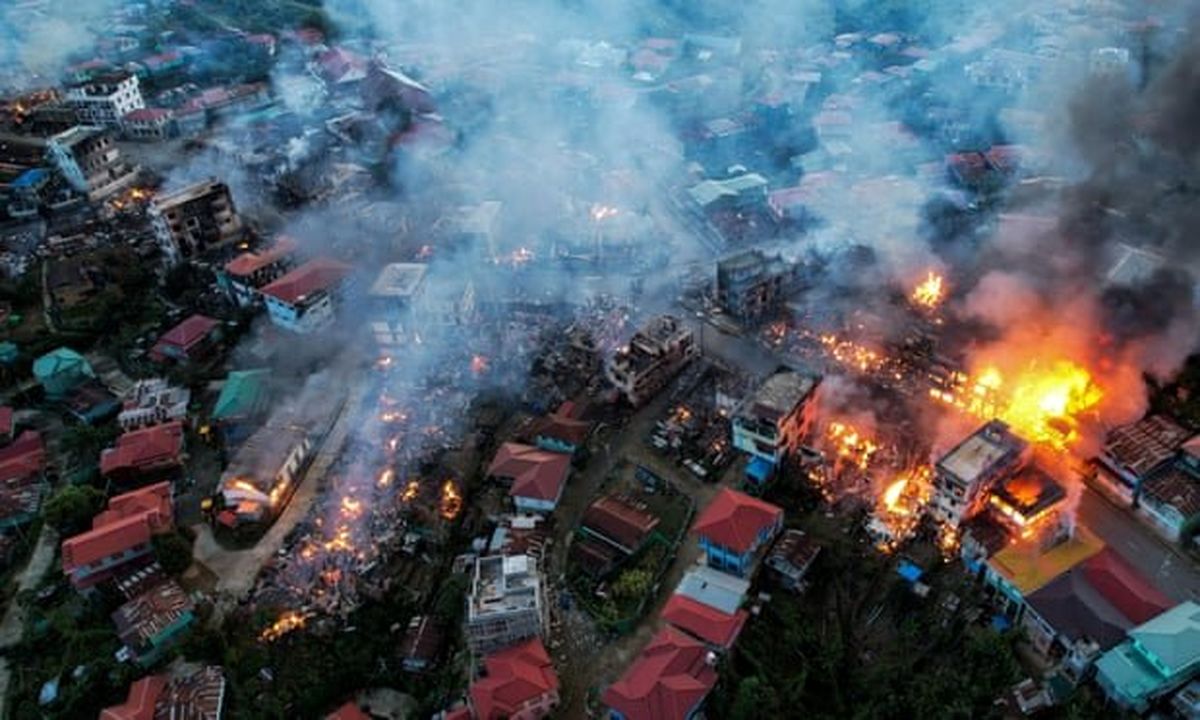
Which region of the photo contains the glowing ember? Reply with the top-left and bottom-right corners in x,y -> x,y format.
400,479 -> 420,503
377,468 -> 395,488
380,410 -> 408,424
591,204 -> 619,221
340,496 -> 363,519
882,478 -> 908,511
440,480 -> 463,520
259,610 -> 310,642
470,355 -> 490,375
324,525 -> 353,553
819,334 -> 885,373
826,421 -> 879,471
910,271 -> 946,310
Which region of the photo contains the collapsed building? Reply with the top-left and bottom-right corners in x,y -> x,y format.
605,315 -> 697,406
465,554 -> 547,656
215,418 -> 313,530
149,179 -> 244,264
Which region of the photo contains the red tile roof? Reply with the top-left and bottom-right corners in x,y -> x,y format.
691,488 -> 782,553
0,430 -> 45,484
582,496 -> 660,552
487,443 -> 570,503
61,513 -> 152,574
224,236 -> 298,277
602,627 -> 718,720
661,594 -> 748,649
326,702 -> 370,720
155,314 -> 219,353
260,257 -> 351,305
0,406 -> 14,438
100,675 -> 167,720
1084,547 -> 1172,625
469,637 -> 559,720
100,421 -> 185,478
123,108 -> 171,122
533,402 -> 591,446
94,482 -> 173,533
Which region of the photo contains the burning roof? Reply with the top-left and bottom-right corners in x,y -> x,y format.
987,467 -> 1066,531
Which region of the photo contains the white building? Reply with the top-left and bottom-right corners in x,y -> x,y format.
466,555 -> 546,655
259,257 -> 352,333
66,72 -> 145,128
732,370 -> 820,468
368,263 -> 427,350
118,379 -> 191,432
931,420 -> 1030,529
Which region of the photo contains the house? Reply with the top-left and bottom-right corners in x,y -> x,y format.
1022,547 -> 1171,677
602,626 -> 718,720
401,615 -> 443,673
1136,438 -> 1200,543
32,347 -> 95,399
675,566 -> 749,617
61,482 -> 174,589
765,528 -> 820,592
118,379 -> 190,431
0,431 -> 48,534
47,126 -> 138,200
686,172 -> 768,214
100,421 -> 186,484
1095,601 -> 1200,713
580,495 -> 661,555
732,369 -> 820,481
367,263 -> 428,350
715,250 -> 794,323
984,524 -> 1104,623
1095,415 -> 1189,505
487,443 -> 571,514
661,592 -> 748,650
931,420 -> 1030,529
150,314 -> 221,363
466,555 -> 546,655
112,578 -> 195,666
122,108 -> 173,140
149,179 -> 244,263
605,315 -> 697,407
259,257 -> 353,333
101,666 -> 226,720
691,488 -> 783,577
219,236 -> 298,307
215,418 -> 312,528
532,401 -> 591,455
211,369 -> 272,444
63,381 -> 121,426
468,637 -> 560,720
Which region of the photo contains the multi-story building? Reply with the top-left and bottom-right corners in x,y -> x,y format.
467,637 -> 560,720
466,555 -> 546,656
931,420 -> 1030,530
117,378 -> 190,431
122,107 -> 173,140
65,72 -> 145,128
1095,601 -> 1200,713
61,482 -> 174,590
47,126 -> 138,200
259,257 -> 352,333
605,315 -> 697,406
732,369 -> 820,479
368,262 -> 427,350
715,250 -> 792,323
149,179 -> 244,263
691,488 -> 783,578
218,236 -> 298,307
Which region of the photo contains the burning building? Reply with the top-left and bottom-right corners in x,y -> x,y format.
986,466 -> 1068,538
466,554 -> 546,656
149,179 -> 244,264
931,420 -> 1030,530
731,368 -> 820,482
606,315 -> 698,406
215,419 -> 314,530
715,249 -> 793,324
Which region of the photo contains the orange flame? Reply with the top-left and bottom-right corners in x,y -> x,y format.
911,271 -> 946,310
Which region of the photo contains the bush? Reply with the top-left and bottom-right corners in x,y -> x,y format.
153,531 -> 195,575
42,485 -> 106,535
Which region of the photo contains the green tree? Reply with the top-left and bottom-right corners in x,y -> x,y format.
433,574 -> 469,624
42,484 -> 106,534
612,568 -> 652,600
153,531 -> 194,575
60,423 -> 118,468
730,676 -> 782,720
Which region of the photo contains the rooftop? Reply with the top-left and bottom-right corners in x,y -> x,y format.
151,178 -> 229,210
740,370 -> 819,423
112,579 -> 194,650
1141,457 -> 1200,520
938,420 -> 1028,487
212,369 -> 271,421
469,555 -> 542,621
601,627 -> 718,720
100,421 -> 186,477
62,512 -> 152,574
581,495 -> 660,552
661,593 -> 748,649
469,637 -> 559,720
155,314 -> 219,352
1129,601 -> 1200,674
369,263 -> 427,298
260,257 -> 351,306
1102,415 -> 1189,478
988,466 -> 1067,525
675,566 -> 750,615
224,236 -> 298,277
691,487 -> 783,554
989,525 -> 1104,596
487,443 -> 570,503
0,430 -> 46,484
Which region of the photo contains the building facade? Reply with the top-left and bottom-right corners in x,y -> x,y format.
731,369 -> 820,471
466,555 -> 546,656
149,179 -> 243,263
931,420 -> 1030,529
606,315 -> 697,406
65,72 -> 144,128
715,250 -> 792,323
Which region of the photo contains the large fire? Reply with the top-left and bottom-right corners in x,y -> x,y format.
910,271 -> 946,311
819,333 -> 886,374
932,359 -> 1103,451
826,421 -> 879,471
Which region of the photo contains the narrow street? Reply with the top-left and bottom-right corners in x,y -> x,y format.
0,525 -> 60,719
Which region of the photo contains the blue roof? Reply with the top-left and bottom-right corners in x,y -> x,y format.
992,614 -> 1012,632
746,457 -> 774,483
13,168 -> 47,188
897,559 -> 923,583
